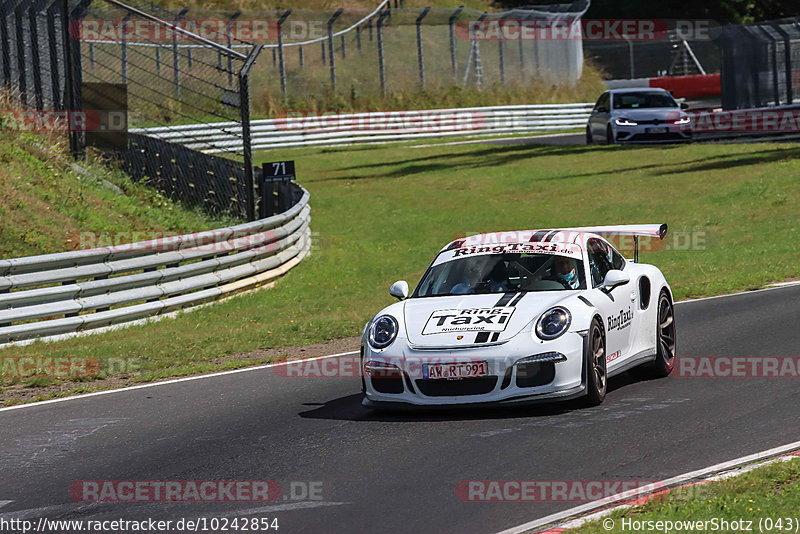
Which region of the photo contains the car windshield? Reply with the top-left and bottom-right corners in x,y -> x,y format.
613,92 -> 677,109
414,252 -> 587,297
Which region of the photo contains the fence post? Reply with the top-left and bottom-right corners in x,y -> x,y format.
27,5 -> 43,110
377,9 -> 388,95
225,11 -> 241,88
497,16 -> 505,86
277,9 -> 291,102
449,6 -> 463,80
173,7 -> 189,97
45,2 -> 61,109
121,12 -> 132,83
356,24 -> 361,51
321,40 -> 325,65
415,7 -> 430,88
299,45 -> 303,68
14,4 -> 27,106
518,25 -> 524,83
341,33 -> 346,59
327,9 -> 343,91
0,4 -> 9,90
61,0 -> 86,156
240,45 -> 263,222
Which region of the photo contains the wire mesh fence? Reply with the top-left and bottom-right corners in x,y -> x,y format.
1,0 -> 264,220
711,17 -> 800,110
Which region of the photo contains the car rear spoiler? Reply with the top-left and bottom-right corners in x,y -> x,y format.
562,224 -> 668,262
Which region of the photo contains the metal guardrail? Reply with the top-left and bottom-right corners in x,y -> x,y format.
132,103 -> 595,153
0,184 -> 311,346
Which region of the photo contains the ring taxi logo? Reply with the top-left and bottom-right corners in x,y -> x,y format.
1,356 -> 101,379
423,307 -> 515,335
607,308 -> 632,332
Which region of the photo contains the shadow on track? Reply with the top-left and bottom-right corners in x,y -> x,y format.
297,372 -> 640,422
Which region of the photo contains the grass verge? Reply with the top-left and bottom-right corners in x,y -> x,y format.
0,129 -> 235,258
1,140 -> 799,404
568,457 -> 800,533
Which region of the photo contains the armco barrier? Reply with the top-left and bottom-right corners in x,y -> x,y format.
132,104 -> 595,153
0,184 -> 310,346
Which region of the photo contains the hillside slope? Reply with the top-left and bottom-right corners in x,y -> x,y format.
0,130 -> 233,259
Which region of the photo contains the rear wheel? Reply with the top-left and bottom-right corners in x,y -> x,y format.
606,124 -> 615,145
586,126 -> 593,145
632,290 -> 676,379
584,318 -> 607,406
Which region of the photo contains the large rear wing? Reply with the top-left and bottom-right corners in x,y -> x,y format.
563,224 -> 668,262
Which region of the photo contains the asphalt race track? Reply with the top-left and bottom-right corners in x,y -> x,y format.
1,284 -> 799,533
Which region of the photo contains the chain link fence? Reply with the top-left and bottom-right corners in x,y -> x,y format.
1,0 -> 263,220
711,17 -> 800,110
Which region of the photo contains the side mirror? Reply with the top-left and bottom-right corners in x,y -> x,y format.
601,270 -> 630,292
597,106 -> 608,113
680,102 -> 689,110
389,280 -> 409,300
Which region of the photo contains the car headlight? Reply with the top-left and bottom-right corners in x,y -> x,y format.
369,315 -> 398,349
535,307 -> 572,340
672,116 -> 691,125
614,118 -> 637,126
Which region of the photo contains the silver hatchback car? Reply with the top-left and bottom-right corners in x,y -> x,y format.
587,88 -> 692,144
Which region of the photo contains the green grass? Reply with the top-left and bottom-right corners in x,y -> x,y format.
569,458 -> 800,533
0,130 -> 235,258
1,140 -> 799,403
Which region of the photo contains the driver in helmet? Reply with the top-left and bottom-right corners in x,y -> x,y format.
451,255 -> 507,294
547,256 -> 580,289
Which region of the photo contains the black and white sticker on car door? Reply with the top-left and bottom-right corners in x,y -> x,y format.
422,307 -> 515,335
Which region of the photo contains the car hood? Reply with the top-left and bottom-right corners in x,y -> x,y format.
610,107 -> 684,120
403,292 -> 570,348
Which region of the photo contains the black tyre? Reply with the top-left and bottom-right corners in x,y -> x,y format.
606,124 -> 615,145
586,126 -> 593,145
631,290 -> 676,379
584,318 -> 607,406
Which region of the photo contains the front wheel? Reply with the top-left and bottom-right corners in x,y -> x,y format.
606,124 -> 615,145
586,125 -> 593,145
584,318 -> 607,406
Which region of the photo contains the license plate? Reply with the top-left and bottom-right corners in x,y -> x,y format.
646,127 -> 667,134
423,361 -> 488,379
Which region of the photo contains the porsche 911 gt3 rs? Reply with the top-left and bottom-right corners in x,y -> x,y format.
361,225 -> 676,409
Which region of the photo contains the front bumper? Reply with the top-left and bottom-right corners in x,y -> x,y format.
614,124 -> 692,143
361,331 -> 587,408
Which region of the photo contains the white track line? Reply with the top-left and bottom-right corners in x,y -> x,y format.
496,441 -> 800,534
2,281 -> 799,413
0,350 -> 358,413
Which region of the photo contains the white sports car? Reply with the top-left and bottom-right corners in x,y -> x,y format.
361,225 -> 676,409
